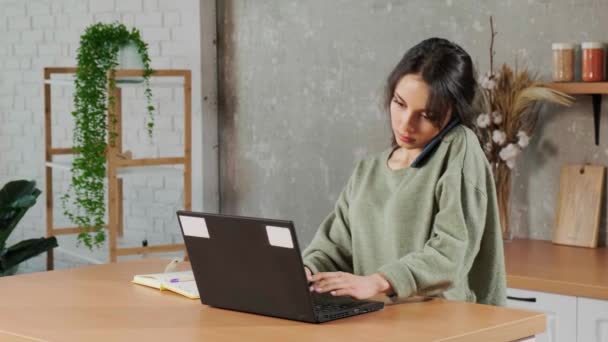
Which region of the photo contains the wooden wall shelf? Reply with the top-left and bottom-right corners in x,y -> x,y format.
548,82 -> 608,95
547,82 -> 608,145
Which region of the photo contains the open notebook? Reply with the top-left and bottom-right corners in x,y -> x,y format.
132,271 -> 199,299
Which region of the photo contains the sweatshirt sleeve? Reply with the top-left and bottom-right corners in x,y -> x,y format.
301,163 -> 358,274
378,171 -> 487,300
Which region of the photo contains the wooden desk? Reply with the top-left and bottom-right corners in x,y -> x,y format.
0,259 -> 543,342
505,238 -> 608,299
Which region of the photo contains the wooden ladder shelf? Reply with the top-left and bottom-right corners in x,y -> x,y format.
43,67 -> 192,269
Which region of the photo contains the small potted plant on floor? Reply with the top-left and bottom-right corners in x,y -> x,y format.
0,180 -> 58,276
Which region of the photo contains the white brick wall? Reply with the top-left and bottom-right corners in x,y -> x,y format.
0,0 -> 203,273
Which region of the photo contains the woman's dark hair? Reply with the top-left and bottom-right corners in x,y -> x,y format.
384,37 -> 477,145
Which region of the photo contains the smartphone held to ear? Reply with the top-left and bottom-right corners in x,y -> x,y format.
410,118 -> 460,168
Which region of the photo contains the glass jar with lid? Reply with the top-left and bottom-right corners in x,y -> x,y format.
552,43 -> 575,82
582,42 -> 605,82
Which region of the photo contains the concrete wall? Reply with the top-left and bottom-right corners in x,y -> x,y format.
217,0 -> 608,246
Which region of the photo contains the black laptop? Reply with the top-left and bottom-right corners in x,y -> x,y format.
176,211 -> 385,323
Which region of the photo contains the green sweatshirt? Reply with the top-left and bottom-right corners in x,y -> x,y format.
302,125 -> 506,306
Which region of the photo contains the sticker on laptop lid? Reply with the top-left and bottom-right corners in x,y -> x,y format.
265,225 -> 293,249
178,215 -> 210,238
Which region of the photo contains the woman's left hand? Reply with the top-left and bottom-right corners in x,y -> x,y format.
309,271 -> 392,300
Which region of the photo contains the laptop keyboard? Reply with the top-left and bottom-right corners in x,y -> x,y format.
314,302 -> 362,313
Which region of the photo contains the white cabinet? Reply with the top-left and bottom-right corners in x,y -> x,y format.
506,288 -> 577,342
578,296 -> 608,342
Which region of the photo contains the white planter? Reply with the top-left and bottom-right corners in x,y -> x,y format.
116,42 -> 144,83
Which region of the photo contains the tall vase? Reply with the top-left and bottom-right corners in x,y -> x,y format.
495,164 -> 513,241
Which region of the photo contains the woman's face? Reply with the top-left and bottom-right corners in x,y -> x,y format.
390,74 -> 451,151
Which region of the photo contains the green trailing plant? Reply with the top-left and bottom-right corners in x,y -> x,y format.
61,22 -> 155,249
0,180 -> 58,276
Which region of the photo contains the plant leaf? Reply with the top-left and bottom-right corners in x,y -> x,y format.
513,86 -> 574,120
0,237 -> 58,272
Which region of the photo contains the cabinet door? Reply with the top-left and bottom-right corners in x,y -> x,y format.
578,297 -> 608,342
507,288 -> 577,342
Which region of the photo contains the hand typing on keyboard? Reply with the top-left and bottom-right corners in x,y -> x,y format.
308,271 -> 394,300
304,267 -> 313,283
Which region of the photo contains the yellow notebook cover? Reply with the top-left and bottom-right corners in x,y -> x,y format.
132,271 -> 199,299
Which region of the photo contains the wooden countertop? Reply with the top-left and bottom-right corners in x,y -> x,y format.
505,238 -> 608,299
0,258 -> 544,342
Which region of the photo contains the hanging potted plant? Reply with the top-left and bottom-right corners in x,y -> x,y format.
61,22 -> 155,249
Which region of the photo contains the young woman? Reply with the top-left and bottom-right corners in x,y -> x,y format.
302,37 -> 506,306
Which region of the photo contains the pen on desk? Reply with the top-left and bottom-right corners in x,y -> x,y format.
169,277 -> 194,283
